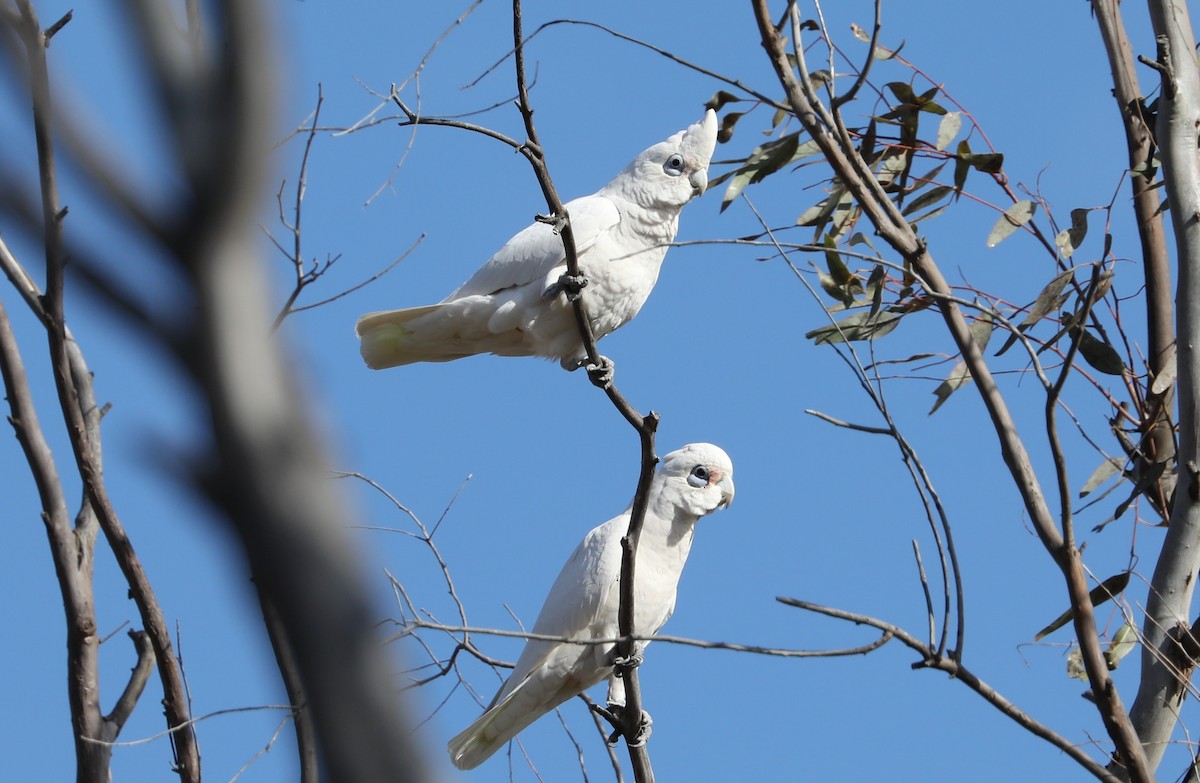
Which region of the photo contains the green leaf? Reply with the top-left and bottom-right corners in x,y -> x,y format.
1077,330 -> 1127,375
819,237 -> 861,306
1055,208 -> 1090,259
717,111 -> 746,144
986,200 -> 1036,247
886,81 -> 917,105
718,133 -> 818,211
936,112 -> 962,150
930,312 -> 993,414
956,139 -> 1004,174
796,186 -> 850,236
806,310 -> 902,344
1080,457 -> 1124,498
901,185 -> 954,216
866,265 -> 886,317
849,22 -> 902,59
860,119 -> 877,163
1105,623 -> 1138,670
1034,571 -> 1131,641
705,90 -> 743,113
908,203 -> 950,225
849,232 -> 876,251
995,269 -> 1074,356
1151,352 -> 1177,395
1094,461 -> 1168,533
1067,646 -> 1087,682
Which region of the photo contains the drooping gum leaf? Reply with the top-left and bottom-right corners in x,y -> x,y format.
936,112 -> 962,151
806,310 -> 902,344
986,200 -> 1036,248
1054,208 -> 1090,259
1034,571 -> 1131,641
717,111 -> 746,144
886,81 -> 917,105
1104,623 -> 1138,670
994,269 -> 1074,357
1077,330 -> 1127,376
705,90 -> 744,113
929,360 -> 969,415
929,312 -> 993,414
1067,646 -> 1087,682
1151,352 -> 1177,395
901,185 -> 953,216
909,204 -> 950,225
1080,457 -> 1124,497
719,134 -> 818,211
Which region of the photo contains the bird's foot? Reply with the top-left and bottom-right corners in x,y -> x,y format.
600,704 -> 653,747
612,647 -> 643,674
542,272 -> 589,302
586,356 -> 615,390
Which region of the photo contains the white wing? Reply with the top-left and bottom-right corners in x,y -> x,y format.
494,513 -> 625,702
446,514 -> 625,770
448,194 -> 621,299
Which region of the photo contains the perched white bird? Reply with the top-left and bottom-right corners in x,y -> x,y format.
356,110 -> 718,372
447,443 -> 735,770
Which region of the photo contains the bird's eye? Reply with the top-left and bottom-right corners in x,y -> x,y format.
687,465 -> 709,488
663,153 -> 685,176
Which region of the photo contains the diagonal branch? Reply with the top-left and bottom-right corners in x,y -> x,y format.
749,2 -> 1152,779
777,597 -> 1124,783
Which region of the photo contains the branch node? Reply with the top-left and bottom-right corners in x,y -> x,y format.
43,10 -> 73,44
1138,35 -> 1177,98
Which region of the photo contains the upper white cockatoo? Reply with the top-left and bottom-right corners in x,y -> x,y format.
356,110 -> 718,373
447,442 -> 735,770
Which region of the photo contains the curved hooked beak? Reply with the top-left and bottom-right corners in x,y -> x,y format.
689,166 -> 708,197
716,473 -> 735,509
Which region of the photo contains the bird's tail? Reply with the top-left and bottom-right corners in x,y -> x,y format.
355,304 -> 458,369
447,679 -> 549,770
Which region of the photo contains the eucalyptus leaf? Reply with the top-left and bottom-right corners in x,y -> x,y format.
986,200 -> 1036,247
902,185 -> 954,216
995,269 -> 1073,357
1054,208 -> 1090,259
929,312 -> 993,414
936,112 -> 962,150
806,310 -> 902,344
1104,623 -> 1138,670
1067,646 -> 1087,682
1080,457 -> 1124,498
1034,571 -> 1131,641
1077,330 -> 1127,376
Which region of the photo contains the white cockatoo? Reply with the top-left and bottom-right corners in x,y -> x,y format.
447,442 -> 735,770
356,110 -> 718,373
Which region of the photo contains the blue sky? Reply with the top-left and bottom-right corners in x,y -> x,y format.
0,1 -> 1177,781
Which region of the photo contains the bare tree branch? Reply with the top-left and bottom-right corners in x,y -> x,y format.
2,4 -> 201,779
777,597 -> 1125,783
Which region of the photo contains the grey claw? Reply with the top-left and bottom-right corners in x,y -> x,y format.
602,704 -> 652,747
586,356 -> 615,389
611,648 -> 643,673
542,272 -> 589,302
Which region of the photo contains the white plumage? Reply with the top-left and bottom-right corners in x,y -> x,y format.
356,110 -> 718,371
447,443 -> 735,770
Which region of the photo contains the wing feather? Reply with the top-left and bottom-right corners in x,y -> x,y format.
448,195 -> 621,299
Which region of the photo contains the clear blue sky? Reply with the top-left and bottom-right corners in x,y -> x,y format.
0,1 -> 1174,781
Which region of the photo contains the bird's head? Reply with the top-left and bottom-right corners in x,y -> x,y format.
656,441 -> 735,519
612,109 -> 718,209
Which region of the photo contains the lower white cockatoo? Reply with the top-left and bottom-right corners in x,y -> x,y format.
356,110 -> 718,375
447,442 -> 735,770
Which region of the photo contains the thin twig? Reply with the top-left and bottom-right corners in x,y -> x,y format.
396,619 -> 893,659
